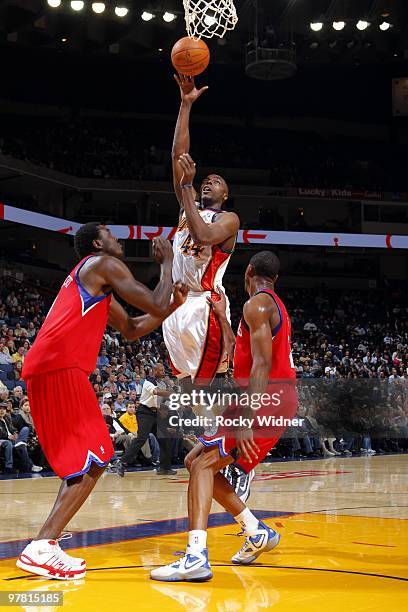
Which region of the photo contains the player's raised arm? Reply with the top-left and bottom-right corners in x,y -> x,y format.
108,282 -> 188,341
179,153 -> 239,246
172,75 -> 208,207
101,237 -> 174,317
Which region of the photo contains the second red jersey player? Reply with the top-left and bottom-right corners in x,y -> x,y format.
200,286 -> 297,474
151,250 -> 298,583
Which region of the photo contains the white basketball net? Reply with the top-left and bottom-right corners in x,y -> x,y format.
183,0 -> 238,39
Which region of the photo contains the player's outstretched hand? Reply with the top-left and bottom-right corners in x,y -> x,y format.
207,288 -> 227,320
235,428 -> 260,463
178,153 -> 196,186
174,73 -> 208,105
152,236 -> 173,265
172,281 -> 189,307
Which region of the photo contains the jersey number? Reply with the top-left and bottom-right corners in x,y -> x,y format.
180,234 -> 204,258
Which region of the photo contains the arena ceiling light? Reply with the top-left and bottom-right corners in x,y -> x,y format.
92,2 -> 105,13
310,22 -> 324,32
333,21 -> 345,31
141,11 -> 155,21
70,1 -> 85,11
47,0 -> 61,7
356,20 -> 370,31
115,7 -> 129,18
379,21 -> 391,31
163,12 -> 176,23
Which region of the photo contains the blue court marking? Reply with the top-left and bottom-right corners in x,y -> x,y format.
0,510 -> 293,561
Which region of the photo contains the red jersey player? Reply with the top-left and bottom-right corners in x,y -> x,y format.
17,223 -> 187,581
151,250 -> 297,582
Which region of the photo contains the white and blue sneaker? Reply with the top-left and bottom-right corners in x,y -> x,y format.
231,521 -> 280,565
150,547 -> 213,582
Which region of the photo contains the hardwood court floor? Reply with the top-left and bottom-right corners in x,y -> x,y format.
0,455 -> 407,611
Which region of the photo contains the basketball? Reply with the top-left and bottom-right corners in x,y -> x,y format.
171,36 -> 210,77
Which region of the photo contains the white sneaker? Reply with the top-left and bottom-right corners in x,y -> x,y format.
31,465 -> 43,473
55,534 -> 85,568
231,521 -> 280,565
16,538 -> 86,580
367,449 -> 376,455
323,450 -> 335,457
150,547 -> 212,582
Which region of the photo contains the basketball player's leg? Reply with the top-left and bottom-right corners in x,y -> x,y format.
151,445 -> 232,582
17,369 -> 113,580
185,442 -> 246,514
36,462 -> 106,540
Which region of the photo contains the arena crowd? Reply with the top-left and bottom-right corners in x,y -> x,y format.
0,274 -> 407,474
0,118 -> 406,191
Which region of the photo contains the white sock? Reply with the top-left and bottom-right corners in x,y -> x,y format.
188,530 -> 207,553
234,508 -> 259,536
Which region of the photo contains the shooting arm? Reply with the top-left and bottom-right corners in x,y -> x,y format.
172,102 -> 196,207
182,187 -> 239,246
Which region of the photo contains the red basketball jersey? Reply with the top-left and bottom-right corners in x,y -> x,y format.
233,288 -> 295,384
23,256 -> 111,379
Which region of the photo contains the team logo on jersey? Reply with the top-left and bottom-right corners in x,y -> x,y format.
63,275 -> 73,289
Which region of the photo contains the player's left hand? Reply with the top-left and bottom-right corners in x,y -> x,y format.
178,153 -> 196,186
172,281 -> 189,306
235,428 -> 260,463
152,236 -> 173,264
207,288 -> 227,320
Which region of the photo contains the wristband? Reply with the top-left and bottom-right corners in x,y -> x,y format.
181,184 -> 194,189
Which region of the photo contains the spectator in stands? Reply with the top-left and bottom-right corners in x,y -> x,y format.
114,393 -> 127,413
11,387 -> 24,409
129,375 -> 143,395
102,403 -> 135,452
106,374 -> 118,396
0,343 -> 13,364
26,322 -> 37,339
97,349 -> 110,368
117,373 -> 129,395
119,402 -> 138,434
0,402 -> 42,473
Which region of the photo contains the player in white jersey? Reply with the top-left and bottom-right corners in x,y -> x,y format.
162,74 -> 240,385
162,75 -> 254,510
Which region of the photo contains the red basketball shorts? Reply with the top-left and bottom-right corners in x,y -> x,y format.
26,368 -> 114,479
199,382 -> 298,473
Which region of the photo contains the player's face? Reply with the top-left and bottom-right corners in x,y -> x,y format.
97,226 -> 124,258
200,175 -> 228,208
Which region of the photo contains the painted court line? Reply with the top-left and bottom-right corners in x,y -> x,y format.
0,510 -> 292,561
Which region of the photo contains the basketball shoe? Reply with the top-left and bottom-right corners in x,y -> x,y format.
222,465 -> 255,503
17,535 -> 86,580
150,546 -> 212,582
231,521 -> 280,565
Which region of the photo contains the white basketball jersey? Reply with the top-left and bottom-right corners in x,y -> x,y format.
172,206 -> 233,293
